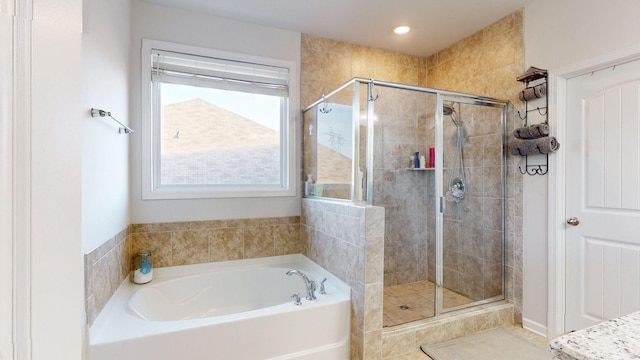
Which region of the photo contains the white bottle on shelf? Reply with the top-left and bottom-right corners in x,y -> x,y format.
304,174 -> 313,196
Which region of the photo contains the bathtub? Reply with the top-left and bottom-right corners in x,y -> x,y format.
89,254 -> 351,360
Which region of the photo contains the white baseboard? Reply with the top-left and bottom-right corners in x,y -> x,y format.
523,318 -> 548,338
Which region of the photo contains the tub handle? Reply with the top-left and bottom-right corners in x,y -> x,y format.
291,293 -> 302,306
320,278 -> 327,295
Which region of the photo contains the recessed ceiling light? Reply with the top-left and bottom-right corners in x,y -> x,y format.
394,25 -> 411,35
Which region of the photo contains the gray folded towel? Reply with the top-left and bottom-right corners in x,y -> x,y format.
519,83 -> 546,102
513,123 -> 549,139
509,136 -> 560,156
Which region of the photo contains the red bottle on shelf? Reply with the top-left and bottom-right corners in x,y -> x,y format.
429,147 -> 435,168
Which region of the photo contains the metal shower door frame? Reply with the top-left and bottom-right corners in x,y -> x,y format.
436,94 -> 508,316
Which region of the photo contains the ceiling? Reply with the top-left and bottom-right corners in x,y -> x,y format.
144,0 -> 531,57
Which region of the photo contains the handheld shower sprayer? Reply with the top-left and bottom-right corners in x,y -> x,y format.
443,103 -> 466,203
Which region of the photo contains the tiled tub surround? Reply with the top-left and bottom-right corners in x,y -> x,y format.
85,216 -> 300,325
301,198 -> 385,360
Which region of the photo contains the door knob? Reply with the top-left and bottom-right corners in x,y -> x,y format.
567,217 -> 580,226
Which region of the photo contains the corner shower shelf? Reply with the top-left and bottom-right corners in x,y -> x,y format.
406,168 -> 435,171
516,67 -> 549,176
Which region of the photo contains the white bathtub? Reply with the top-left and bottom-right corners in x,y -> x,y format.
89,254 -> 351,360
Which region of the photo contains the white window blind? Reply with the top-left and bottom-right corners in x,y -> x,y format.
151,49 -> 289,97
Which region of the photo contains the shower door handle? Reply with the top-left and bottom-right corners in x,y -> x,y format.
440,197 -> 445,213
566,217 -> 580,226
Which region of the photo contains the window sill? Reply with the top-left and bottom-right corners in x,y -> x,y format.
142,186 -> 296,200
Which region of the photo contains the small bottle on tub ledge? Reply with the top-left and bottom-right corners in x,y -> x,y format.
133,250 -> 153,284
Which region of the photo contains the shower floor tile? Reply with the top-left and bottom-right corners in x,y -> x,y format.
383,280 -> 473,327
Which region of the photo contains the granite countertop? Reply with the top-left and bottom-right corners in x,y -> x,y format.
550,311 -> 640,359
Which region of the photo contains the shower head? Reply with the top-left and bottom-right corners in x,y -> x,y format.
443,104 -> 460,126
443,104 -> 454,116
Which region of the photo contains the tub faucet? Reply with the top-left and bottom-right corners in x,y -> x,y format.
286,269 -> 317,300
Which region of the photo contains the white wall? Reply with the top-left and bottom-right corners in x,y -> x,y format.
81,0 -> 131,253
523,0 -> 640,336
129,0 -> 302,224
0,2 -> 15,356
30,0 -> 83,358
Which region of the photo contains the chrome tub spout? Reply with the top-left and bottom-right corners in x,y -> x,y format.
286,269 -> 317,300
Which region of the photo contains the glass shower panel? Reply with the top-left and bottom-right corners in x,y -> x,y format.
303,83 -> 362,201
357,82 -> 369,202
375,85 -> 438,327
440,99 -> 505,311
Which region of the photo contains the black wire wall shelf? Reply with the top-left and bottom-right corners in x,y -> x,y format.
516,67 -> 549,176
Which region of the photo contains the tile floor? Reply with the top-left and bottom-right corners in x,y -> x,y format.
383,280 -> 474,327
383,325 -> 551,360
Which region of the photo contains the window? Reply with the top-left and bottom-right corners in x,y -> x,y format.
141,39 -> 296,199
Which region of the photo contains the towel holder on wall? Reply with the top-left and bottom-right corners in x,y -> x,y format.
515,67 -> 549,176
91,108 -> 134,134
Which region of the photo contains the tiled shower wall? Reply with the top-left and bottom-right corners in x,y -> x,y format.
301,33 -> 427,108
84,217 -> 300,325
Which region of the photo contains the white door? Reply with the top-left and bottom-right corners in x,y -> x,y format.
565,58 -> 640,331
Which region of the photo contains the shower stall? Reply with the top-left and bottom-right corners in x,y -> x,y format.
302,78 -> 507,327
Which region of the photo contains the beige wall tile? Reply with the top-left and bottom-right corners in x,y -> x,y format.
131,232 -> 173,268
483,12 -> 515,41
172,230 -> 209,266
274,224 -> 301,255
302,200 -> 385,359
365,236 -> 384,283
351,326 -> 364,360
244,226 -> 275,258
364,330 -> 383,360
365,282 -> 384,332
382,329 -> 416,358
209,227 -> 244,262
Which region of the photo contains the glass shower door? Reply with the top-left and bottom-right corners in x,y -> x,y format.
375,85 -> 439,327
438,96 -> 506,312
